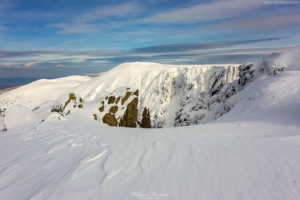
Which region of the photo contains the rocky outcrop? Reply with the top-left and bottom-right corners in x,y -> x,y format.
139,108 -> 151,128
94,88 -> 140,128
51,93 -> 83,116
238,63 -> 255,87
102,113 -> 118,126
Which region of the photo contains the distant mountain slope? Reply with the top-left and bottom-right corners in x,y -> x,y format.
0,76 -> 93,115
0,77 -> 40,90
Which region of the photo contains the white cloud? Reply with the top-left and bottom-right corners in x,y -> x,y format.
55,64 -> 65,68
24,63 -> 36,69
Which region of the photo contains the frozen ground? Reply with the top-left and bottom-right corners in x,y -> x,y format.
1,119 -> 300,200
0,46 -> 300,200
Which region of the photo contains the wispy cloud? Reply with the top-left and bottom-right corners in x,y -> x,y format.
50,1 -> 140,34
0,38 -> 291,73
78,2 -> 140,22
0,65 -> 29,70
0,50 -> 66,58
140,0 -> 263,23
0,37 -> 287,59
207,15 -> 300,31
133,37 -> 286,53
49,23 -> 99,34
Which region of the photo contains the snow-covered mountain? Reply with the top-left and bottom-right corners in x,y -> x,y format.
74,63 -> 240,128
1,64 -> 241,128
0,45 -> 300,200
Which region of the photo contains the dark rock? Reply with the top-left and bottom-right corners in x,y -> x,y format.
93,114 -> 98,121
108,96 -> 116,104
119,97 -> 138,128
122,92 -> 132,105
115,97 -> 120,104
140,107 -> 151,128
109,106 -> 118,114
102,113 -> 118,126
99,101 -> 104,112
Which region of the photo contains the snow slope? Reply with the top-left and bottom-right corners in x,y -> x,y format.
0,75 -> 92,114
0,46 -> 300,199
0,71 -> 299,199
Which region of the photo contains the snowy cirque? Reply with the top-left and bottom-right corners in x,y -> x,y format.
0,46 -> 300,199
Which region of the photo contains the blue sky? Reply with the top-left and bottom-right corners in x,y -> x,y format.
0,0 -> 299,78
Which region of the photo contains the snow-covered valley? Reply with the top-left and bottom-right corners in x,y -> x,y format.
0,46 -> 300,199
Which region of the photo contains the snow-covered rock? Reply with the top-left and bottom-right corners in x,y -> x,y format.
4,106 -> 37,130
215,45 -> 300,119
51,93 -> 84,116
239,45 -> 300,86
42,112 -> 65,122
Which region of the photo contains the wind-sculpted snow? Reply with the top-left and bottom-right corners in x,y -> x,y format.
0,99 -> 300,199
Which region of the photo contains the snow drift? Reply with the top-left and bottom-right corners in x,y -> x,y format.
4,106 -> 37,130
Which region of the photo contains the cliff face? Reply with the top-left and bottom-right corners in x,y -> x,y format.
137,66 -> 239,127
77,64 -> 240,128
48,60 -> 291,128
